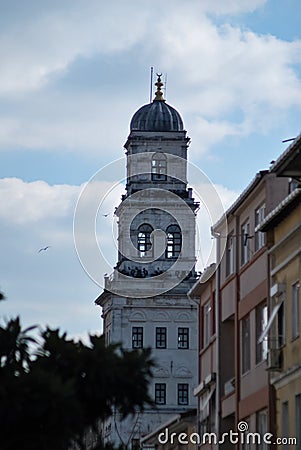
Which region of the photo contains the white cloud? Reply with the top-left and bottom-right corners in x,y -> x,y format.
146,9 -> 301,153
0,177 -> 79,224
0,0 -> 301,169
0,176 -> 124,336
190,116 -> 242,156
0,176 -> 122,333
200,0 -> 267,15
157,14 -> 301,113
194,181 -> 239,270
0,1 -> 150,96
0,0 -> 266,96
0,92 -> 133,155
0,176 -> 124,258
0,1 -> 300,159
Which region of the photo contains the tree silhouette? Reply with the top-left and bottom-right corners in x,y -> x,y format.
0,309 -> 154,449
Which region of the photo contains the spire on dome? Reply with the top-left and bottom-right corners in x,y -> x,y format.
129,73 -> 184,131
154,73 -> 165,101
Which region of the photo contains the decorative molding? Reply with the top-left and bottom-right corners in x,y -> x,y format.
153,366 -> 170,378
128,311 -> 147,322
175,312 -> 192,322
174,365 -> 193,378
153,311 -> 171,322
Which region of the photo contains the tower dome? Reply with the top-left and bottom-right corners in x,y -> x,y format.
130,74 -> 184,132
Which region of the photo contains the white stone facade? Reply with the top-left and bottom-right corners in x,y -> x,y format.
100,293 -> 198,446
96,88 -> 198,448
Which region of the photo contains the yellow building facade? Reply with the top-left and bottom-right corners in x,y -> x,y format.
260,140 -> 301,448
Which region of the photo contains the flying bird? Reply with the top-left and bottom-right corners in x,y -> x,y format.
38,246 -> 51,253
102,213 -> 110,217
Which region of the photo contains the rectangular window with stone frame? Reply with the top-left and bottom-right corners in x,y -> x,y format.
292,281 -> 300,340
156,327 -> 167,349
256,409 -> 268,450
255,203 -> 266,252
177,383 -> 189,405
203,301 -> 212,348
132,327 -> 143,349
155,383 -> 166,405
226,234 -> 235,277
241,314 -> 250,374
178,327 -> 189,349
256,302 -> 268,364
241,220 -> 251,266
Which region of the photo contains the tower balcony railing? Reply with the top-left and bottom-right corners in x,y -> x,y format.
104,266 -> 196,296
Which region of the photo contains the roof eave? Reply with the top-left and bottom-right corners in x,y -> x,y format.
270,134 -> 301,178
259,188 -> 301,232
213,171 -> 268,230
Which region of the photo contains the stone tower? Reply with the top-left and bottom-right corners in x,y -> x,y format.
96,75 -> 198,448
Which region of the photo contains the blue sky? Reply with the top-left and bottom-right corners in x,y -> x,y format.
1,0 -> 301,341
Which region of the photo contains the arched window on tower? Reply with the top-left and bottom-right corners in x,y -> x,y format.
166,225 -> 181,258
137,224 -> 153,257
152,153 -> 167,181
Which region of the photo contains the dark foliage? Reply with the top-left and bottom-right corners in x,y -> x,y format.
0,318 -> 154,450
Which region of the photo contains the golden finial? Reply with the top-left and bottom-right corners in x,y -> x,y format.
154,73 -> 165,101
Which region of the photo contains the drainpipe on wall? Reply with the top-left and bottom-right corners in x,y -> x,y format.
267,242 -> 277,445
187,290 -> 200,450
211,230 -> 221,446
235,214 -> 240,439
